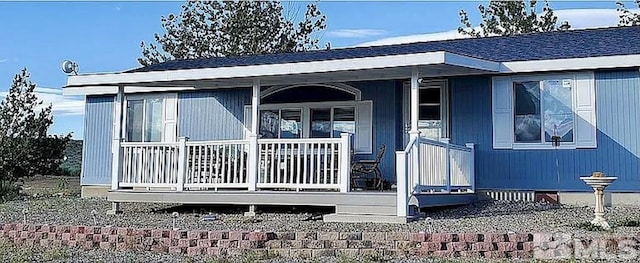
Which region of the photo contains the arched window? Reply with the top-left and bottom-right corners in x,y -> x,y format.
244,83 -> 372,153
261,83 -> 361,104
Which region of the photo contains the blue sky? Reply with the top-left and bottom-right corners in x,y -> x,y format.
0,1 -> 632,138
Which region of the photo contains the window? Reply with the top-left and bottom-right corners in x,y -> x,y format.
310,108 -> 331,138
492,73 -> 596,149
260,107 -> 355,139
332,108 -> 355,138
259,109 -> 302,139
514,80 -> 574,144
124,94 -> 177,142
418,86 -> 442,139
245,101 -> 372,153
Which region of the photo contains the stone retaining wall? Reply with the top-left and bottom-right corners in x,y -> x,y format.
1,223 -> 638,260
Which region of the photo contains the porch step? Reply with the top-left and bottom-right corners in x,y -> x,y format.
335,205 -> 397,216
323,213 -> 413,224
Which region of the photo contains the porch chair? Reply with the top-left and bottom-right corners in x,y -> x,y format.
350,144 -> 385,191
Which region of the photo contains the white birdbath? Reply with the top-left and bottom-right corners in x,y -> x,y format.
579,173 -> 617,230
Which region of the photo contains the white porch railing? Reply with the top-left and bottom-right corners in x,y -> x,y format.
395,137 -> 475,217
116,134 -> 351,192
418,138 -> 475,192
183,140 -> 250,190
120,142 -> 181,188
256,134 -> 350,191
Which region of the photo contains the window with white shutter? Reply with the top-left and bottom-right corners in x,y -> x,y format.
123,93 -> 178,142
492,72 -> 596,149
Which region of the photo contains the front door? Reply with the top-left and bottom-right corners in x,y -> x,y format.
402,80 -> 449,145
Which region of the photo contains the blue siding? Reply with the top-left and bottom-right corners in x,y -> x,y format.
349,80 -> 401,182
81,96 -> 114,185
450,70 -> 640,192
178,89 -> 251,140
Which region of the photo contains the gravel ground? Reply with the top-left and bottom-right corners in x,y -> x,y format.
1,196 -> 640,236
2,195 -> 640,262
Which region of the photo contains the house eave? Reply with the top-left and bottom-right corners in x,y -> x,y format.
500,54 -> 640,73
62,52 -> 640,96
63,51 -> 500,95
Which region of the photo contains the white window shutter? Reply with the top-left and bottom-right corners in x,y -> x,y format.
574,72 -> 597,148
113,96 -> 120,142
492,76 -> 514,149
355,101 -> 373,154
243,105 -> 252,139
162,93 -> 178,142
112,96 -> 121,152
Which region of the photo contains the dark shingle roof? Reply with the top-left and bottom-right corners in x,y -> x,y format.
130,26 -> 640,73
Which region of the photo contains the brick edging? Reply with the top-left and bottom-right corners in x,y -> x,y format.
1,223 -> 637,259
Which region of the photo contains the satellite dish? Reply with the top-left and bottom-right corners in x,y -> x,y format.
61,60 -> 78,75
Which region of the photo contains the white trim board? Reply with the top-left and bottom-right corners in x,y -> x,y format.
66,51 -> 500,87
63,85 -> 197,96
63,53 -> 640,96
500,54 -> 640,73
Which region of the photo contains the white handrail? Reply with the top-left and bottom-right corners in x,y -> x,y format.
258,138 -> 342,144
396,137 -> 476,218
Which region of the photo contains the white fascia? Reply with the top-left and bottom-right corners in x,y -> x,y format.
65,51 -> 500,88
500,54 -> 640,73
62,85 -> 197,96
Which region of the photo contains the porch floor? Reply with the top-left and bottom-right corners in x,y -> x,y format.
108,190 -> 397,207
108,190 -> 476,223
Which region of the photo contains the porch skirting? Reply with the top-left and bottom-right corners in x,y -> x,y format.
81,185 -> 110,198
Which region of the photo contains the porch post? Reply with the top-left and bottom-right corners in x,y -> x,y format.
466,143 -> 475,193
247,79 -> 260,191
176,137 -> 188,192
339,133 -> 351,193
410,67 -> 420,136
395,151 -> 408,217
111,86 -> 124,191
409,67 -> 421,192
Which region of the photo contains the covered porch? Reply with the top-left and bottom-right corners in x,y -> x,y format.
66,51 -> 497,222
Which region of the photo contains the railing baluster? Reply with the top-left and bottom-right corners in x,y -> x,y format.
270,143 -> 275,184
323,143 -> 328,185
303,142 -> 308,185
296,143 -> 301,188
235,144 -> 240,183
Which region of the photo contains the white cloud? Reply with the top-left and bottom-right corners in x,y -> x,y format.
356,8 -> 628,47
554,8 -> 622,29
0,59 -> 7,63
356,30 -> 468,47
327,29 -> 387,38
35,87 -> 85,116
0,87 -> 85,116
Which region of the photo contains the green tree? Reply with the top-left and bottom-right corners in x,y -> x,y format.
617,0 -> 640,26
458,0 -> 567,38
0,68 -> 70,196
139,0 -> 326,66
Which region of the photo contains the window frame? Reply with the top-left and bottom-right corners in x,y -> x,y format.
402,80 -> 449,142
418,82 -> 447,139
122,93 -> 172,143
250,100 -> 371,153
511,75 -> 576,149
259,101 -> 358,140
491,71 -> 597,150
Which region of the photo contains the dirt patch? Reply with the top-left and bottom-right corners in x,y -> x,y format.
20,176 -> 81,197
